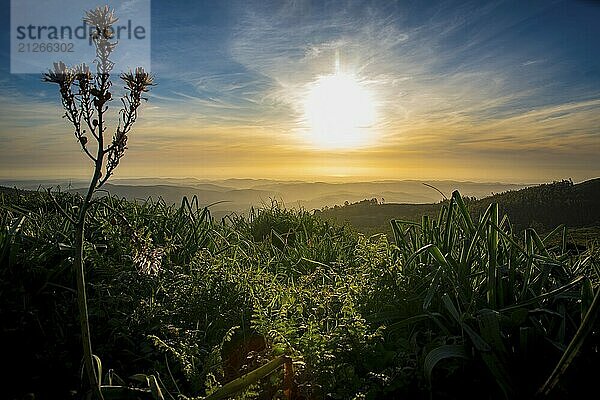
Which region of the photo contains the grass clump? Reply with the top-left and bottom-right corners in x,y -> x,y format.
0,188 -> 598,399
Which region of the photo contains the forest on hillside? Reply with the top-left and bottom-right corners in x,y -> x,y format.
318,179 -> 600,239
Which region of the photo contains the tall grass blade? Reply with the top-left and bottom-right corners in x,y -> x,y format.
538,284 -> 600,396
478,309 -> 514,398
205,356 -> 291,400
452,190 -> 474,235
487,203 -> 499,308
424,344 -> 468,387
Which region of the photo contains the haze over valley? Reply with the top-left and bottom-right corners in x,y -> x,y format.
1,177 -> 531,216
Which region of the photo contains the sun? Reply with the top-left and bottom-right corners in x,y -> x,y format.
302,69 -> 376,149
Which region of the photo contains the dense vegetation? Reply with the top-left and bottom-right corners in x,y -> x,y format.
1,187 -> 599,399
318,179 -> 600,237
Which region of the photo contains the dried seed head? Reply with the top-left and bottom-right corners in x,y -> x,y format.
83,5 -> 118,29
74,63 -> 92,82
43,61 -> 75,86
121,67 -> 154,93
133,245 -> 165,276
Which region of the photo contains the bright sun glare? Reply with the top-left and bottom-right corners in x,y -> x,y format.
303,68 -> 376,149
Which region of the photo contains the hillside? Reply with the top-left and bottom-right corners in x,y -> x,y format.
470,179 -> 600,231
318,179 -> 600,237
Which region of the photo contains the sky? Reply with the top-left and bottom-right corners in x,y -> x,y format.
0,0 -> 599,183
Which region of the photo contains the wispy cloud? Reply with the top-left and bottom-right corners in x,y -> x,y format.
1,0 -> 599,181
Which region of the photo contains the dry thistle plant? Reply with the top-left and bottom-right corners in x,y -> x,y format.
43,6 -> 153,399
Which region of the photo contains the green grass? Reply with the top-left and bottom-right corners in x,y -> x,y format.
1,189 -> 598,399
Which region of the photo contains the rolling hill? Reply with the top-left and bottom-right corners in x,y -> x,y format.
317,179 -> 600,237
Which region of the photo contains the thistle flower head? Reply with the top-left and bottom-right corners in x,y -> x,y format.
121,67 -> 154,93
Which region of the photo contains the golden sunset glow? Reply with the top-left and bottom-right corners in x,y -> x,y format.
302,69 -> 376,149
0,1 -> 598,183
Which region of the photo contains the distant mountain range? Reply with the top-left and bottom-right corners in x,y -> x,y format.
0,177 -> 530,218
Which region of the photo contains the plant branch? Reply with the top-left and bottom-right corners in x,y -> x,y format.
47,188 -> 76,225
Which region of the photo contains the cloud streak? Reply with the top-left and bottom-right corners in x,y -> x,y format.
0,0 -> 599,181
